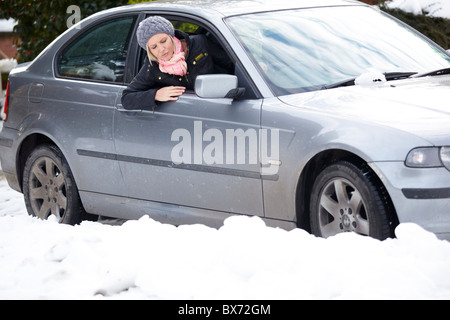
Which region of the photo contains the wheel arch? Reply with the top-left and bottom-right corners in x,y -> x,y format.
16,133 -> 59,192
295,149 -> 399,232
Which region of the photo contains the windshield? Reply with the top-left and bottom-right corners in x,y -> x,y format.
226,6 -> 450,95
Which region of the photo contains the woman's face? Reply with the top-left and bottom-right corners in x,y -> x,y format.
147,33 -> 174,61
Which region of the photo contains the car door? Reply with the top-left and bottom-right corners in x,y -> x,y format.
55,15 -> 138,204
113,18 -> 264,220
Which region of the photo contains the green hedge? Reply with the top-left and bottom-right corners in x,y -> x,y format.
381,7 -> 450,50
0,1 -> 126,63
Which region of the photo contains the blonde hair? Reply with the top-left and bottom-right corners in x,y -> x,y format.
146,35 -> 177,65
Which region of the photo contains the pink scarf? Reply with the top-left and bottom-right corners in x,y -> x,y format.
158,37 -> 187,76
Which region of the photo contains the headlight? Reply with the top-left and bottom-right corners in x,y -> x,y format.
405,147 -> 442,168
441,147 -> 450,171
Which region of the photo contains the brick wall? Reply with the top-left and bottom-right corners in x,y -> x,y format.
0,33 -> 18,59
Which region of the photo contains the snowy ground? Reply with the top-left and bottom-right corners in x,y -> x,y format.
1,171 -> 450,300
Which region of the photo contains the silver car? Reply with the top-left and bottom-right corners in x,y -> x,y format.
1,0 -> 450,240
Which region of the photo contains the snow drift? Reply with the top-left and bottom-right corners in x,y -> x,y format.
1,178 -> 450,300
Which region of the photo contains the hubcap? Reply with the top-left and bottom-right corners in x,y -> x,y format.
28,157 -> 67,220
318,178 -> 370,237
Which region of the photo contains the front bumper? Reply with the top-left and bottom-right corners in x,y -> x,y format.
372,161 -> 450,241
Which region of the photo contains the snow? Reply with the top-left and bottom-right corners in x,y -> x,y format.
387,0 -> 450,19
1,59 -> 17,108
355,69 -> 387,86
0,59 -> 17,73
1,173 -> 450,300
0,19 -> 17,33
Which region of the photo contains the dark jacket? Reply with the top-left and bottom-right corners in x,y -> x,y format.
121,30 -> 216,111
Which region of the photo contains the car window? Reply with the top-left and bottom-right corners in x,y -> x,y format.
57,16 -> 137,83
226,6 -> 450,95
137,18 -> 234,74
172,21 -> 200,34
134,17 -> 259,98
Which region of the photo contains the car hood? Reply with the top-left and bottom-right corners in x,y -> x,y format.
279,75 -> 450,146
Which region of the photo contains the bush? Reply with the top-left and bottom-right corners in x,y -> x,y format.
381,6 -> 450,49
0,1 -> 126,63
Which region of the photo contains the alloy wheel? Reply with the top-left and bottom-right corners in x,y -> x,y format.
28,156 -> 67,220
318,178 -> 370,238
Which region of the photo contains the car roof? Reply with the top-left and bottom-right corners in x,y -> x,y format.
105,0 -> 365,18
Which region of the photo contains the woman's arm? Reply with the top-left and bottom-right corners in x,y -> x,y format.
155,86 -> 186,102
121,59 -> 187,110
121,63 -> 158,111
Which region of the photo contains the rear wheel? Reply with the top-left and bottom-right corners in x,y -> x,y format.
23,145 -> 87,225
310,161 -> 393,240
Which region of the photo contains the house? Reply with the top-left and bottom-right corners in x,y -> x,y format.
0,19 -> 18,98
0,34 -> 17,60
0,19 -> 18,60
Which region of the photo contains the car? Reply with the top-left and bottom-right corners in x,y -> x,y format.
1,0 -> 450,240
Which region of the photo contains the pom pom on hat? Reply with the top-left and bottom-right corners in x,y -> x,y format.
136,16 -> 175,49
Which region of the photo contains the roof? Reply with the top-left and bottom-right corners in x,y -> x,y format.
120,0 -> 364,17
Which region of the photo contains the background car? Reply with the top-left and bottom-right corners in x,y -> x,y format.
1,0 -> 450,240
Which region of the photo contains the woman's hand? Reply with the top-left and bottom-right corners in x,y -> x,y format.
155,86 -> 186,102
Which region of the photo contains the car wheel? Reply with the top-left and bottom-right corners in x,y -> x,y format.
310,161 -> 393,240
23,145 -> 86,225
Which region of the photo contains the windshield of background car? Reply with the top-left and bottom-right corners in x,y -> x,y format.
226,6 -> 450,96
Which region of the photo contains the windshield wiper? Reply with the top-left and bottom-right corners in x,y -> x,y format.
384,71 -> 418,80
413,68 -> 450,78
321,78 -> 356,90
322,72 -> 417,90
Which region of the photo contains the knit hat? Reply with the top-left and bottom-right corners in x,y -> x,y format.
136,16 -> 175,50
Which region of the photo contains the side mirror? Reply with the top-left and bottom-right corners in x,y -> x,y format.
195,74 -> 245,99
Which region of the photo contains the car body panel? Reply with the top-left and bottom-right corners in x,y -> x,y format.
279,76 -> 450,147
113,93 -> 264,216
260,94 -> 429,222
371,162 -> 450,238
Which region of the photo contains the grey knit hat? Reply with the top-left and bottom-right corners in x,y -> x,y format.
136,16 -> 175,50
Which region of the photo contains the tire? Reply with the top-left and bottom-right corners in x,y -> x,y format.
310,161 -> 393,240
23,145 -> 86,225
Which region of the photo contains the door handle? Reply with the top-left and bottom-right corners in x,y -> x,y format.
116,103 -> 143,113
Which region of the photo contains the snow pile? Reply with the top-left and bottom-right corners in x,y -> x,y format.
355,69 -> 387,87
0,19 -> 17,33
0,93 -> 5,114
1,59 -> 17,110
1,178 -> 450,300
0,59 -> 17,73
387,0 -> 450,19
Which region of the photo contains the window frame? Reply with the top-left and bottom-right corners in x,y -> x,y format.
54,13 -> 139,85
128,11 -> 261,99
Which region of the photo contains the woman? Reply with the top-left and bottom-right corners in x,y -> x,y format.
121,16 -> 216,111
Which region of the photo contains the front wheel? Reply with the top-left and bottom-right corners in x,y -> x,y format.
310,161 -> 394,240
23,145 -> 86,225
